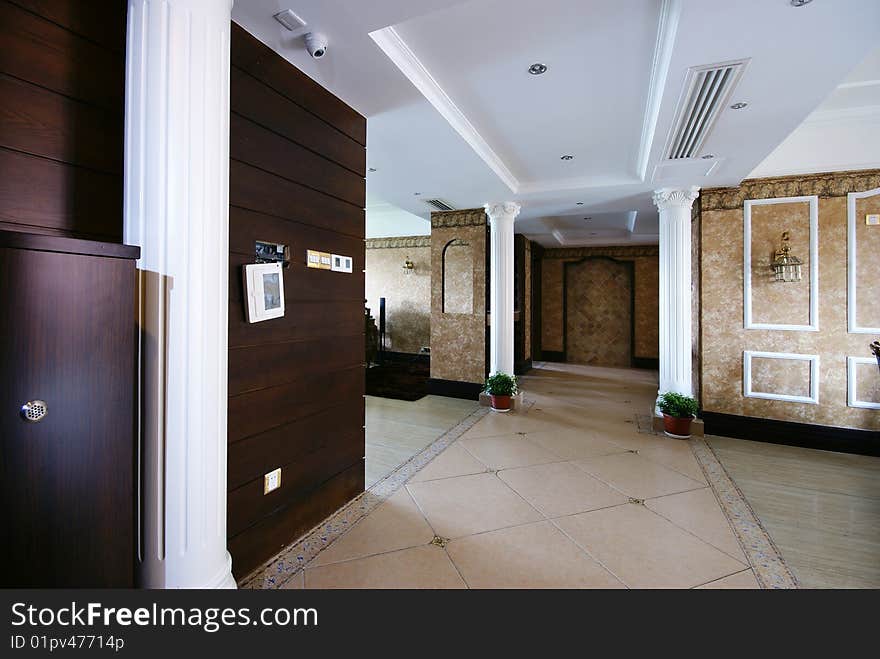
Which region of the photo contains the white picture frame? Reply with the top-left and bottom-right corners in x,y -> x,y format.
847,187 -> 880,334
743,195 -> 819,331
846,356 -> 880,409
743,350 -> 819,405
243,262 -> 285,323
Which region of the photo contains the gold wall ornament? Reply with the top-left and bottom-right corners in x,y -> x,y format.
771,231 -> 803,282
402,256 -> 415,274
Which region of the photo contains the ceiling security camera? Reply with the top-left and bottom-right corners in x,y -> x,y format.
305,32 -> 328,59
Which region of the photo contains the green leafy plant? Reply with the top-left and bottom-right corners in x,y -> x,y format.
658,391 -> 698,419
485,372 -> 517,396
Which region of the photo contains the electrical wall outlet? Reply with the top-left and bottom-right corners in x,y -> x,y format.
331,254 -> 353,273
263,467 -> 281,494
866,214 -> 879,226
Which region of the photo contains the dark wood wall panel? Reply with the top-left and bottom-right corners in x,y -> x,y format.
0,0 -> 126,241
228,23 -> 366,579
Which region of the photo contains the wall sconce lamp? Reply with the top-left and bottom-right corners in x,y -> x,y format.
402,256 -> 415,274
771,231 -> 802,282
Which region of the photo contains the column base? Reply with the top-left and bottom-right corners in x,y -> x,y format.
204,552 -> 237,589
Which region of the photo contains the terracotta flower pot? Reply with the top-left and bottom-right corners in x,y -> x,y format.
662,413 -> 693,439
490,394 -> 511,412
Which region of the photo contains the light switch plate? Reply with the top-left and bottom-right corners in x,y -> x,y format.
306,249 -> 332,270
331,254 -> 353,273
866,214 -> 880,226
264,467 -> 281,494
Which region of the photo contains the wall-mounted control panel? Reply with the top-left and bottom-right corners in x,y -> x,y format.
264,467 -> 281,495
306,249 -> 332,270
331,254 -> 353,273
307,249 -> 352,273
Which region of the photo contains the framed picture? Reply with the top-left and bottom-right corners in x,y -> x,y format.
243,262 -> 285,323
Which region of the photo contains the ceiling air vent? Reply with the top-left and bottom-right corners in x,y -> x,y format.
423,198 -> 455,212
664,59 -> 749,160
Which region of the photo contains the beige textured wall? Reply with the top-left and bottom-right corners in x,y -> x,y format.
430,211 -> 487,384
541,247 -> 659,361
855,194 -> 880,328
365,240 -> 431,354
700,170 -> 880,431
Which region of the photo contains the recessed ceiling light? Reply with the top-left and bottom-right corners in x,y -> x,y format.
583,217 -> 592,221
413,192 -> 421,196
560,155 -> 574,161
368,167 -> 377,172
701,154 -> 715,159
730,102 -> 748,110
576,202 -> 584,205
528,63 -> 547,75
790,0 -> 813,6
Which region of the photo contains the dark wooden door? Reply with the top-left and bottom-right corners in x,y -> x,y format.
0,233 -> 137,587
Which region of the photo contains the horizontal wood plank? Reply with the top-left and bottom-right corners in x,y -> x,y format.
229,299 -> 364,348
0,1 -> 124,111
228,364 -> 364,443
231,68 -> 365,177
230,160 -> 364,238
0,74 -> 123,173
7,0 -> 127,54
228,402 -> 364,489
0,148 -> 122,240
229,335 -> 364,396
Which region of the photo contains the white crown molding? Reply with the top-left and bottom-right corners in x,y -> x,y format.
847,186 -> 880,333
743,195 -> 819,332
805,104 -> 880,124
743,351 -> 820,405
838,79 -> 880,90
369,26 -> 520,193
847,356 -> 880,409
635,0 -> 681,181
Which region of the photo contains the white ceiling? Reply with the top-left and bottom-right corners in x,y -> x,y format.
233,0 -> 880,245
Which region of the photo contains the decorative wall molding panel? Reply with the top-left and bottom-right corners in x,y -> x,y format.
743,350 -> 819,404
847,356 -> 880,409
743,195 -> 819,331
847,186 -> 880,333
544,245 -> 659,259
430,209 -> 487,229
702,168 -> 880,210
366,235 -> 431,250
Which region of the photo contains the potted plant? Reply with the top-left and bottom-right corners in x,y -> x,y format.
657,391 -> 699,438
485,373 -> 517,413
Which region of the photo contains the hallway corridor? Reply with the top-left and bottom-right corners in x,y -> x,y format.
248,363 -> 791,589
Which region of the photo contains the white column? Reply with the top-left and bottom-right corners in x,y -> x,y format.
124,0 -> 235,588
653,187 -> 699,400
485,202 -> 521,376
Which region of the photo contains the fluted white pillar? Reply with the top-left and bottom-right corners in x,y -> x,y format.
124,0 -> 235,588
485,202 -> 521,376
653,187 -> 699,401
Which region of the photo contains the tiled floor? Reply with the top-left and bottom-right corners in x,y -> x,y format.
298,363 -> 757,589
708,435 -> 880,588
365,395 -> 480,488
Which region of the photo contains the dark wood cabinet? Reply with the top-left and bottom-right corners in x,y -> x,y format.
0,231 -> 139,587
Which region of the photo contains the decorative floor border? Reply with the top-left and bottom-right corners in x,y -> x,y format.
238,405 -> 490,589
690,438 -> 799,589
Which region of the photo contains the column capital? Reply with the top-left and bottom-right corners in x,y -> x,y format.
652,186 -> 700,211
484,202 -> 521,224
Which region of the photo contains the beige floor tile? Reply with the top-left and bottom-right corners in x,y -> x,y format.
637,441 -> 707,484
645,488 -> 746,561
279,571 -> 304,589
446,521 -> 624,589
410,443 -> 488,482
555,504 -> 746,588
312,488 -> 435,567
525,428 -> 629,460
573,452 -> 706,500
304,545 -> 465,589
696,569 -> 760,589
406,472 -> 542,538
498,462 -> 629,518
460,434 -> 562,470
